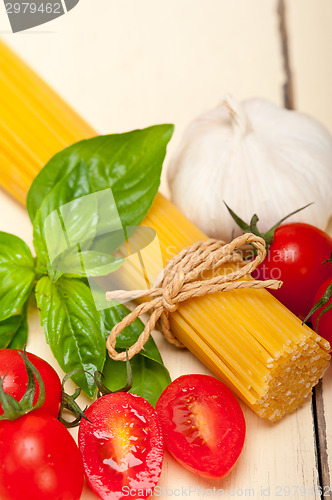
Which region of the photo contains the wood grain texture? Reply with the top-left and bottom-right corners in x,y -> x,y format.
321,368 -> 332,496
287,2 -> 332,493
287,0 -> 332,134
277,0 -> 295,110
0,0 -> 330,498
313,381 -> 331,494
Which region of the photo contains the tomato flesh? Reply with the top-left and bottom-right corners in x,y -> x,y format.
311,277 -> 332,346
79,392 -> 163,500
156,374 -> 246,479
0,411 -> 84,500
251,223 -> 332,320
0,349 -> 62,418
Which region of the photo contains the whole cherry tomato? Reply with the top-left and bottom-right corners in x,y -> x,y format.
311,277 -> 332,345
79,392 -> 163,500
156,374 -> 246,479
0,411 -> 84,500
0,349 -> 62,418
252,223 -> 332,320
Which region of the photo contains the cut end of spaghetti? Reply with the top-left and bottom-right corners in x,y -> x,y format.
249,332 -> 330,421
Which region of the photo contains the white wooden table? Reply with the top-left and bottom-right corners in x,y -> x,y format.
0,1 -> 331,498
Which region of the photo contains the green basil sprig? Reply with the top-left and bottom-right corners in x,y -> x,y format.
0,232 -> 35,321
101,304 -> 171,407
0,233 -> 33,349
0,124 -> 173,400
35,276 -> 106,396
0,304 -> 28,349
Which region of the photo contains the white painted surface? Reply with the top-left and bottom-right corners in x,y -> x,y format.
0,1 -> 331,498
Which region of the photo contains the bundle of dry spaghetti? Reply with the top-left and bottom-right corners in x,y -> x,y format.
0,40 -> 329,421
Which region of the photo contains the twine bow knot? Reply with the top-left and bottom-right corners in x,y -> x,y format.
105,233 -> 282,361
161,269 -> 185,313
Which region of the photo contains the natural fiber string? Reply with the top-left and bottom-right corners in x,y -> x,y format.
105,233 -> 282,361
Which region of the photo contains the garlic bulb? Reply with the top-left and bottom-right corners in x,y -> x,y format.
168,95 -> 332,242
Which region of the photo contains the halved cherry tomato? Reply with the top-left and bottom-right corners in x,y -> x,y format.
156,374 -> 246,479
0,349 -> 62,418
252,223 -> 332,320
311,277 -> 332,345
0,411 -> 84,500
79,392 -> 163,500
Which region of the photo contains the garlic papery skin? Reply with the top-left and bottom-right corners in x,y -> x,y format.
167,95 -> 332,242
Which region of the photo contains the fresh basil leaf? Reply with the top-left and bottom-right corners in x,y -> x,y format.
32,165 -> 100,267
103,354 -> 171,407
28,124 -> 174,222
0,316 -> 21,348
53,249 -> 123,279
0,307 -> 27,349
27,141 -> 84,223
32,211 -> 49,269
0,232 -> 35,321
31,125 -> 173,270
8,305 -> 28,349
35,276 -> 106,397
101,304 -> 171,406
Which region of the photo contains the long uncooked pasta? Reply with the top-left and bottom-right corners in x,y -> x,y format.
0,40 -> 329,421
0,40 -> 95,203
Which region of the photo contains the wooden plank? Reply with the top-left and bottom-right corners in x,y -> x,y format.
314,381 -> 331,496
277,0 -> 295,110
320,370 -> 332,497
0,0 -> 325,498
2,0 -> 285,197
287,0 -> 332,134
323,228 -> 332,493
287,1 -> 332,492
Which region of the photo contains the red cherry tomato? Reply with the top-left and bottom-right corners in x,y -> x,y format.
156,374 -> 246,479
251,223 -> 332,320
311,277 -> 332,345
0,411 -> 84,500
0,349 -> 62,418
79,392 -> 163,500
